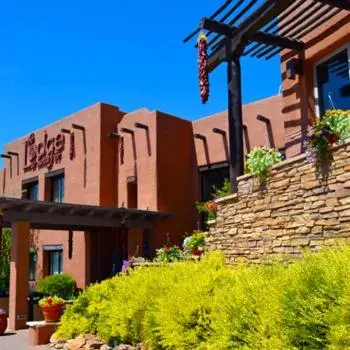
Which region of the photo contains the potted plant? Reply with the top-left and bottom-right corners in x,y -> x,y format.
305,109 -> 350,165
183,231 -> 205,256
154,245 -> 183,263
39,296 -> 65,323
0,309 -> 7,335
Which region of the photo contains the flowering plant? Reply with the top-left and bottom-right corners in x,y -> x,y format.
154,245 -> 182,263
121,260 -> 133,273
195,201 -> 217,221
246,146 -> 282,182
183,231 -> 205,253
304,110 -> 349,164
39,296 -> 65,308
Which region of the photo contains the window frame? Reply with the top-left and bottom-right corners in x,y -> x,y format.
22,177 -> 39,201
29,248 -> 37,281
47,249 -> 63,275
313,43 -> 350,118
48,172 -> 65,203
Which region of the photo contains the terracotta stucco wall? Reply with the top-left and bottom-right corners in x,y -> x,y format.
1,103 -> 124,288
281,5 -> 349,158
117,109 -> 158,211
100,104 -> 125,207
155,112 -> 197,249
193,95 -> 285,167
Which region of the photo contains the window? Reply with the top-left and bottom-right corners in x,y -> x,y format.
127,177 -> 137,208
315,46 -> 350,116
50,174 -> 64,203
47,249 -> 63,275
22,179 -> 39,201
200,165 -> 230,202
29,249 -> 37,281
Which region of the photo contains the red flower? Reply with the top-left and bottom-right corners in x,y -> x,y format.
165,247 -> 171,253
206,202 -> 217,211
198,33 -> 209,104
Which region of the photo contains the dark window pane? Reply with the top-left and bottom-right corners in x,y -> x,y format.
29,250 -> 37,281
24,181 -> 38,201
316,49 -> 350,116
48,250 -> 63,275
50,174 -> 64,203
200,167 -> 230,202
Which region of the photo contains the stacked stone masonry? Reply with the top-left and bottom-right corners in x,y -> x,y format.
206,143 -> 350,264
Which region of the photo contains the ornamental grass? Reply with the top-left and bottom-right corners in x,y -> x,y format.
55,246 -> 350,349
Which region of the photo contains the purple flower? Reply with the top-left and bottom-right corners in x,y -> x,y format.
121,260 -> 132,273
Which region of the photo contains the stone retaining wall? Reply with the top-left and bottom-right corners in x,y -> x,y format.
206,143 -> 350,263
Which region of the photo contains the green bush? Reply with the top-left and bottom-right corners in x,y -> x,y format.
36,273 -> 76,300
247,146 -> 282,181
55,246 -> 350,349
0,229 -> 11,296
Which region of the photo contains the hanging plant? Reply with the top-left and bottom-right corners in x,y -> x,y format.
198,33 -> 209,104
304,110 -> 350,164
69,131 -> 75,161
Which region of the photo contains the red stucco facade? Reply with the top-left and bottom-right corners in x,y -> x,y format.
0,9 -> 348,289
0,96 -> 284,287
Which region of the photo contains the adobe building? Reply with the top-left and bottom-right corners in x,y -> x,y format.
0,0 -> 348,330
0,95 -> 284,292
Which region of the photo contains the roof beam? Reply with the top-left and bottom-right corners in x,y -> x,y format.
316,0 -> 350,11
202,17 -> 304,52
206,0 -> 296,71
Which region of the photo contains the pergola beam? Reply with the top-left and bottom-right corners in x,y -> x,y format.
207,0 -> 296,71
316,0 -> 350,11
201,17 -> 304,51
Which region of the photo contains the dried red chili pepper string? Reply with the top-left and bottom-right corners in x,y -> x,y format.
198,33 -> 209,104
70,131 -> 75,161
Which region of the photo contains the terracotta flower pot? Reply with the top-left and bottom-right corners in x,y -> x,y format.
41,305 -> 63,323
191,248 -> 202,256
0,309 -> 8,335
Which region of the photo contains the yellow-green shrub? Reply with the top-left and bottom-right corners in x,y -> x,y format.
55,247 -> 350,349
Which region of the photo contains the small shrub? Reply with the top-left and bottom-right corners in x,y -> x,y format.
36,273 -> 76,300
54,247 -> 350,349
154,245 -> 183,263
183,231 -> 206,251
212,178 -> 232,198
247,146 -> 281,182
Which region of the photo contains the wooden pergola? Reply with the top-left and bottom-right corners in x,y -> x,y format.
0,197 -> 171,231
185,0 -> 349,191
0,197 -> 171,330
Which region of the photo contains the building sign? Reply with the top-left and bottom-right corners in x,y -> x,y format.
24,132 -> 66,172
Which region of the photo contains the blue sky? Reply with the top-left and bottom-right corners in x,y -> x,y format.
0,0 -> 282,157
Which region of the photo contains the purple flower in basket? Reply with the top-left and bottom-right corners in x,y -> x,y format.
121,260 -> 132,273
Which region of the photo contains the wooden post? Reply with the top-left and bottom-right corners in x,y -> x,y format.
227,55 -> 244,192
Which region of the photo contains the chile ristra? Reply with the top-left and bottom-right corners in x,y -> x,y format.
198,33 -> 209,104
